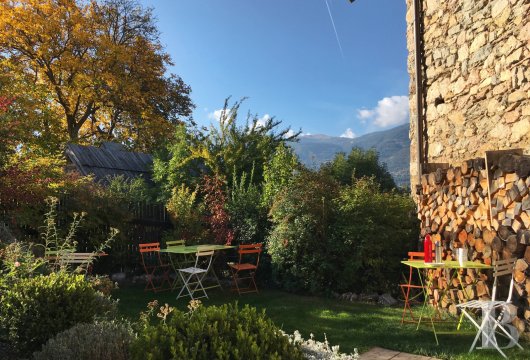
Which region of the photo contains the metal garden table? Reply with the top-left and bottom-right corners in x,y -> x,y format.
401,260 -> 493,345
160,244 -> 236,291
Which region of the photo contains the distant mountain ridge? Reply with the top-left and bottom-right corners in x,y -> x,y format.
290,123 -> 410,187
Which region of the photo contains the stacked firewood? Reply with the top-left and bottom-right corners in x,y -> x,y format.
417,153 -> 530,333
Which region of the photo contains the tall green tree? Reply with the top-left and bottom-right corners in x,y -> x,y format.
262,143 -> 299,206
152,98 -> 299,201
0,0 -> 193,151
321,147 -> 396,191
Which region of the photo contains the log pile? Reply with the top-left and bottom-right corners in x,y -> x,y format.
417,153 -> 530,332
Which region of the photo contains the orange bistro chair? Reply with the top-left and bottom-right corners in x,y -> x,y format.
399,251 -> 427,324
228,243 -> 262,295
139,242 -> 171,292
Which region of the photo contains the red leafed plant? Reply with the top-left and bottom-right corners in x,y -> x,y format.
201,175 -> 234,245
0,96 -> 13,111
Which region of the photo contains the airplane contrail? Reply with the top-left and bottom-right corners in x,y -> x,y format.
324,0 -> 344,58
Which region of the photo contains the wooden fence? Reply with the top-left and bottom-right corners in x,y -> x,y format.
0,198 -> 172,273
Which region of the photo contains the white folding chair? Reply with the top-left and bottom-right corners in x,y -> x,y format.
176,249 -> 214,300
456,257 -> 524,358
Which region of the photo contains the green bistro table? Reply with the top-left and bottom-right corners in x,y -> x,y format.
401,260 -> 493,345
160,244 -> 236,291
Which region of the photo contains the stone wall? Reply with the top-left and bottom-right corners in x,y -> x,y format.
407,0 -> 530,191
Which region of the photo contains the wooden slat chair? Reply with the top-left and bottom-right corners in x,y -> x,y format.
228,243 -> 262,295
176,249 -> 215,300
58,252 -> 97,274
456,257 -> 524,358
399,251 -> 427,324
139,242 -> 171,292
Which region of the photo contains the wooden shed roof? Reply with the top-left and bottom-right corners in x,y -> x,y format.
65,142 -> 153,184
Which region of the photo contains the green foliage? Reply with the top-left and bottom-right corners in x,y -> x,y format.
262,143 -> 299,207
165,184 -> 205,243
41,197 -> 118,273
131,301 -> 304,360
267,170 -> 339,293
333,177 -> 418,293
0,271 -> 114,355
227,170 -> 267,244
152,98 -> 299,202
152,124 -> 198,201
268,171 -> 417,294
322,147 -> 396,191
106,175 -> 155,203
34,320 -> 134,360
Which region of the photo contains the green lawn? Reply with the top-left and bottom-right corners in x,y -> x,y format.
114,285 -> 529,360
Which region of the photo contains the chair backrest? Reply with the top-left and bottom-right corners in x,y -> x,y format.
166,240 -> 185,247
139,242 -> 161,253
139,242 -> 162,267
58,252 -> 96,265
408,251 -> 425,261
237,243 -> 262,268
58,252 -> 96,273
194,250 -> 214,271
491,257 -> 517,302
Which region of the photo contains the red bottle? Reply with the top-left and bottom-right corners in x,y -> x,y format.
424,234 -> 433,263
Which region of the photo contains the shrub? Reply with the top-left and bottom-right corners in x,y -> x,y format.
321,148 -> 396,191
202,174 -> 234,245
131,301 -> 304,360
285,331 -> 359,360
165,184 -> 205,243
226,170 -> 267,245
268,172 -> 418,295
333,177 -> 418,293
0,271 -> 114,355
267,170 -> 339,293
34,320 -> 134,360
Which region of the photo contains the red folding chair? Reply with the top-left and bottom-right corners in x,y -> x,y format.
228,243 -> 262,295
139,242 -> 171,292
399,251 -> 427,324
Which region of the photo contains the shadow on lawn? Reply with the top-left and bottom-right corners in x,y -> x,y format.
114,285 -> 529,360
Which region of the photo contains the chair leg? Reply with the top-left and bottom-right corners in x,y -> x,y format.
177,271 -> 192,300
192,273 -> 209,299
400,285 -> 415,324
463,308 -> 508,359
144,268 -> 157,292
250,272 -> 258,293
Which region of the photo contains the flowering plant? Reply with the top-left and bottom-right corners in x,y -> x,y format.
284,330 -> 359,360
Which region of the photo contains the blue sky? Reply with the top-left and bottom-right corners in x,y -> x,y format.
140,0 -> 409,138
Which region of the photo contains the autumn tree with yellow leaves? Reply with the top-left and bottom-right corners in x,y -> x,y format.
0,0 -> 194,152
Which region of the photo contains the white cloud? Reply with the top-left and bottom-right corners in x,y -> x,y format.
283,129 -> 295,138
256,114 -> 271,128
340,128 -> 356,139
208,108 -> 231,122
357,109 -> 374,119
356,95 -> 409,128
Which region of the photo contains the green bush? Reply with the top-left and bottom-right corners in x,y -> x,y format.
321,147 -> 396,191
267,170 -> 339,293
268,173 -> 418,295
131,302 -> 304,360
165,184 -> 205,243
0,271 -> 114,355
333,177 -> 418,293
34,320 -> 134,360
226,170 -> 267,245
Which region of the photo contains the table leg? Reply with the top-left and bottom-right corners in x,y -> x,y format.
415,268 -> 439,345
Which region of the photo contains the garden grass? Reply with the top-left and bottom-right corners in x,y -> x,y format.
114,285 -> 529,360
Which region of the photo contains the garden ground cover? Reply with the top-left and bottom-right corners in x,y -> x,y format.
115,285 -> 530,360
